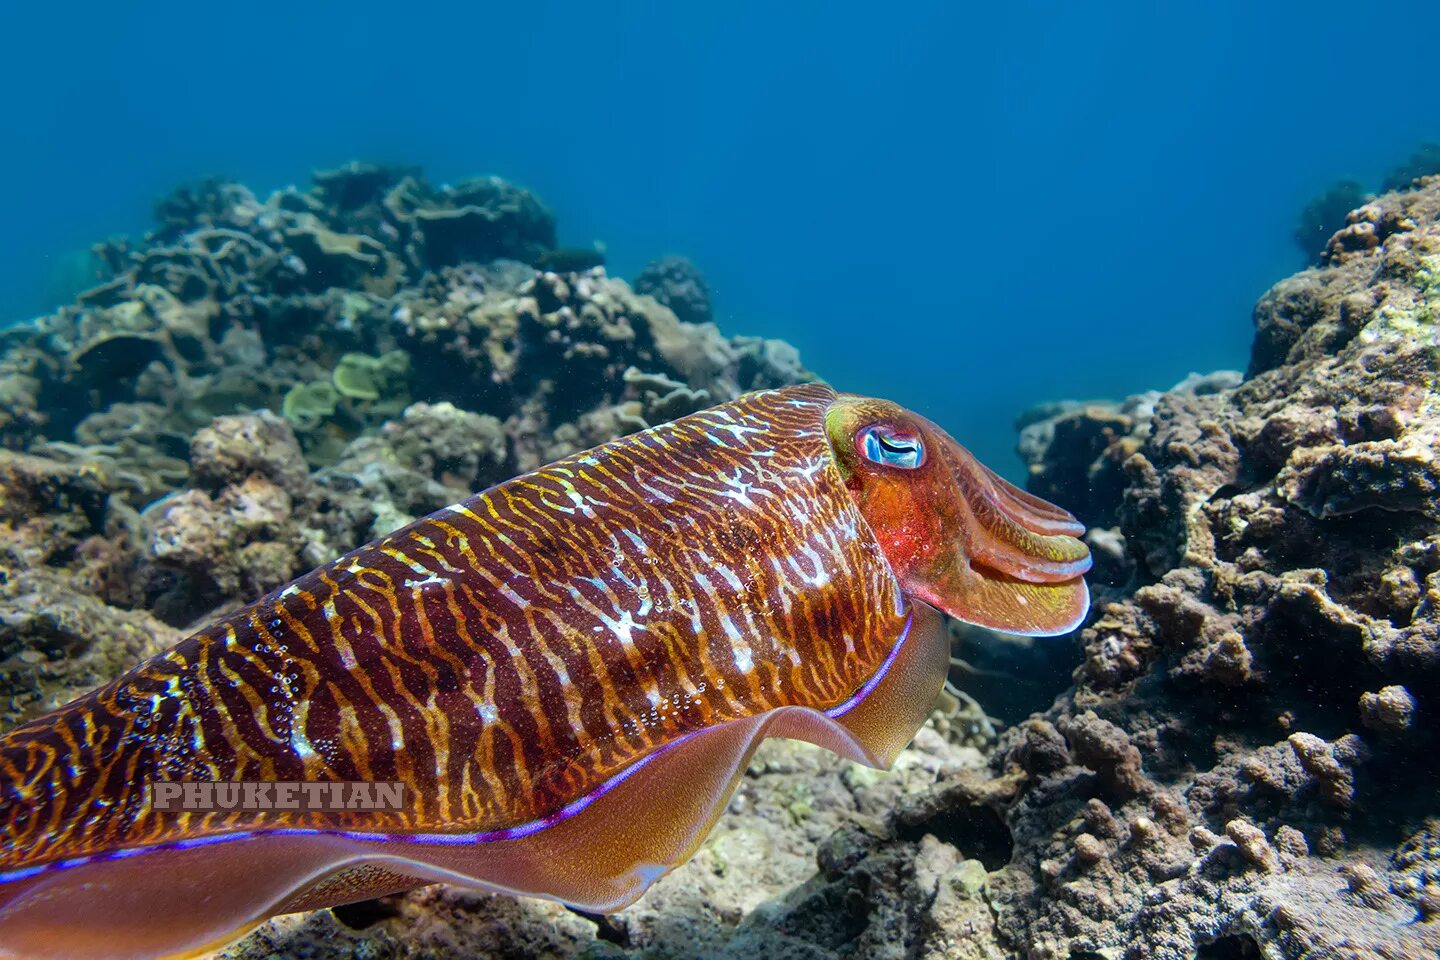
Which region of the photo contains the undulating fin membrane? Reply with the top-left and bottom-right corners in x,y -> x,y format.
0,835 -> 365,960
0,606 -> 952,960
932,437 -> 1092,636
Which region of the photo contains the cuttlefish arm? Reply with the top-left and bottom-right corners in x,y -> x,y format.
0,384 -> 1089,960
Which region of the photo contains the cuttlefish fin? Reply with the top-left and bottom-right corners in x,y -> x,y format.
0,605 -> 952,960
0,832 -> 391,960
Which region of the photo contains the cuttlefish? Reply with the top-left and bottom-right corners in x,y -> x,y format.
0,383 -> 1090,959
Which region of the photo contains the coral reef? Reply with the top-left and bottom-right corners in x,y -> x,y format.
0,449 -> 179,727
1295,142 -> 1440,263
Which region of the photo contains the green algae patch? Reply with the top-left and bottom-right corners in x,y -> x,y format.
281,380 -> 340,432
1365,250 -> 1440,342
331,350 -> 411,403
282,351 -> 415,466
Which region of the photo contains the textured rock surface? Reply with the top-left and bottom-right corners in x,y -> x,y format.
983,176 -> 1440,958
0,449 -> 180,726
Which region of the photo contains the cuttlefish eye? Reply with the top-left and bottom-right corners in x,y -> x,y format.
859,426 -> 925,469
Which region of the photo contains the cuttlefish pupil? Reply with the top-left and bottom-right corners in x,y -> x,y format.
859,426 -> 925,469
0,383 -> 1090,960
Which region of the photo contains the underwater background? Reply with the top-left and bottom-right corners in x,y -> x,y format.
2,4 -> 1440,958
4,0 -> 1439,473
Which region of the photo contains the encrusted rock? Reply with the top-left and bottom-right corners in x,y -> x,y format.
1359,684 -> 1418,733
1073,832 -> 1107,866
1057,710 -> 1144,798
893,175 -> 1440,959
1224,819 -> 1280,873
189,411 -> 308,495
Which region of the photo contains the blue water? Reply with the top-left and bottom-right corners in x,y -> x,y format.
3,1 -> 1438,471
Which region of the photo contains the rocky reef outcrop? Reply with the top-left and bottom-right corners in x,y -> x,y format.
944,176 -> 1440,958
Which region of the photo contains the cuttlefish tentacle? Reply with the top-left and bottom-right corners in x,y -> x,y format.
0,383 -> 1089,960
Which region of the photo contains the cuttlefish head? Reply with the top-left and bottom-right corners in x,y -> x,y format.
825,394 -> 1091,635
